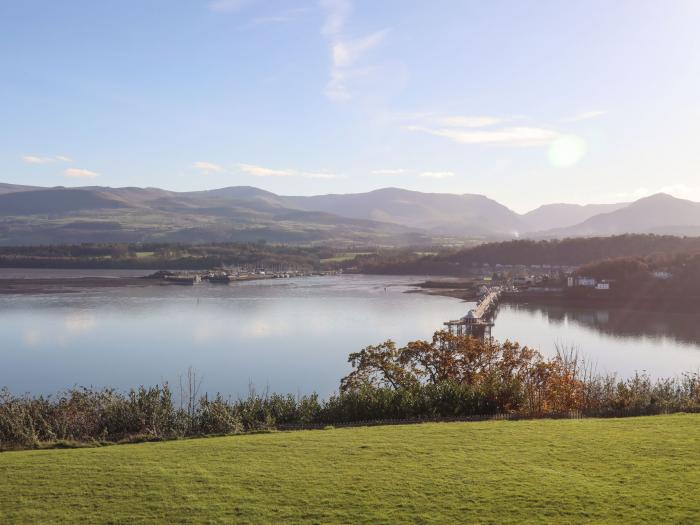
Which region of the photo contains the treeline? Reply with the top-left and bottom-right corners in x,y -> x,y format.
571,253 -> 700,304
356,235 -> 700,275
3,332 -> 699,450
0,242 -> 327,270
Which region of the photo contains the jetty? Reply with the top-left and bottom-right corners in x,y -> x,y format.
444,287 -> 502,340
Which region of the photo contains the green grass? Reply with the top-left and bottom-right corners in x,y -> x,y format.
321,252 -> 374,264
2,415 -> 699,524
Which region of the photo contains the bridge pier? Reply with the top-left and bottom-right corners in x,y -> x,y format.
443,287 -> 500,341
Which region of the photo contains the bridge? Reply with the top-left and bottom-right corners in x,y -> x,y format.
444,287 -> 502,340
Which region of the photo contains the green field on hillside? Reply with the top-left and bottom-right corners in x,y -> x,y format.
1,415 -> 699,524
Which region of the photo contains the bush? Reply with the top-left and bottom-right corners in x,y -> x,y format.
3,333 -> 700,449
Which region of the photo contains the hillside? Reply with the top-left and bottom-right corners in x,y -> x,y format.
522,202 -> 626,232
0,188 -> 127,216
355,234 -> 700,275
3,183 -> 700,245
1,415 -> 698,523
0,183 -> 38,195
0,185 -> 424,246
439,234 -> 700,266
284,187 -> 525,237
0,184 -> 531,244
542,193 -> 700,237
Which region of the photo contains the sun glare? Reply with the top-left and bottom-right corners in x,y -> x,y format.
548,135 -> 587,167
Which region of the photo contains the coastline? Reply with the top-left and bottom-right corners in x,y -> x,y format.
0,276 -> 160,295
411,280 -> 700,314
0,269 -> 336,295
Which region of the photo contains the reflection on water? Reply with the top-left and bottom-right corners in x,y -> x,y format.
499,303 -> 700,346
0,275 -> 462,397
492,304 -> 700,379
1,274 -> 700,396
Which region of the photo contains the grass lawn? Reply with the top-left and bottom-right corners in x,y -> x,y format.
320,252 -> 374,264
1,414 -> 699,524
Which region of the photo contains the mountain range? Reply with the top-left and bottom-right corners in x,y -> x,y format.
0,183 -> 698,245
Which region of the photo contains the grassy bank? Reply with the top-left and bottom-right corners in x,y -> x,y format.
2,414 -> 699,524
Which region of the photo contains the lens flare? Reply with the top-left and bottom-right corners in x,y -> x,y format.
548,135 -> 586,167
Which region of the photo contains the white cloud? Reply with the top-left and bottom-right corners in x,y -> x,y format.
64,168 -> 99,179
208,0 -> 255,13
238,163 -> 342,179
22,154 -> 71,164
238,163 -> 294,177
22,155 -> 46,164
389,112 -> 504,128
320,0 -> 351,37
252,7 -> 311,25
399,113 -> 559,147
302,171 -> 343,179
372,169 -> 406,175
193,161 -> 226,174
420,171 -> 455,179
407,125 -> 559,147
324,66 -> 374,101
565,110 -> 606,122
320,0 -> 389,101
331,30 -> 388,68
435,116 -> 501,128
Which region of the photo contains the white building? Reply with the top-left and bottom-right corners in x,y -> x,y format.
576,277 -> 597,287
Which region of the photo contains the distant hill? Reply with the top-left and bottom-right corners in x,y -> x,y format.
1,182 -> 700,245
0,183 -> 39,195
0,184 -> 424,246
542,194 -> 700,237
0,188 -> 126,216
522,202 -> 627,232
283,188 -> 525,237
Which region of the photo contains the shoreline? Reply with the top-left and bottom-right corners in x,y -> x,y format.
0,270 -> 336,295
411,281 -> 700,314
405,278 -> 481,301
0,276 -> 162,295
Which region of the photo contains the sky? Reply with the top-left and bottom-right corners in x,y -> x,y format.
1,0 -> 700,212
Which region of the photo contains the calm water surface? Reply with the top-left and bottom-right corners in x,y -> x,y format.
1,271 -> 700,396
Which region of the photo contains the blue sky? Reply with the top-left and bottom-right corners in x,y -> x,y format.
1,0 -> 699,212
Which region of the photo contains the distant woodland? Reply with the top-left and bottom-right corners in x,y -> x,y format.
0,243 -> 325,270
4,235 -> 700,284
354,235 -> 700,275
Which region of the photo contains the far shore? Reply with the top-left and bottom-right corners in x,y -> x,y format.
406,278 -> 483,301
411,278 -> 700,314
0,276 -> 161,295
0,269 -> 334,294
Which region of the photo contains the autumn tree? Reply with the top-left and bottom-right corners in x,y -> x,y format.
341,331 -> 540,393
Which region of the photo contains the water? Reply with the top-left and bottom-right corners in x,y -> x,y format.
1,272 -> 700,397
492,304 -> 700,378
